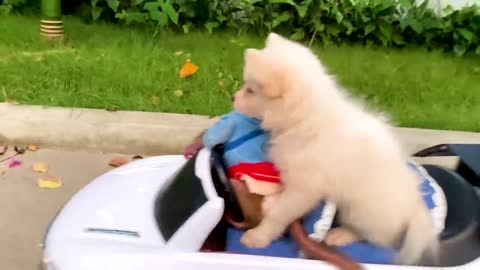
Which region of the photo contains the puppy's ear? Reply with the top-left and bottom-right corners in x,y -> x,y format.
244,48 -> 284,98
266,32 -> 286,48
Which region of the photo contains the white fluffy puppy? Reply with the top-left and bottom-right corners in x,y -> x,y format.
232,33 -> 438,265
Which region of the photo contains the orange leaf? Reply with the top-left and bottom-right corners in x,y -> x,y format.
27,144 -> 39,151
179,59 -> 199,78
32,162 -> 49,173
0,168 -> 5,177
109,156 -> 129,167
37,176 -> 62,189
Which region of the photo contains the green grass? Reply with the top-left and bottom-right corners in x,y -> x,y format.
1,15 -> 480,132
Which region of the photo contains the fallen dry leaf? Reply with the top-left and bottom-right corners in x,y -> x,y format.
37,176 -> 62,189
5,99 -> 19,105
32,162 -> 49,173
14,146 -> 25,154
34,56 -> 45,62
105,107 -> 118,112
151,96 -> 160,105
0,145 -> 6,155
174,90 -> 184,97
27,144 -> 39,151
109,156 -> 129,167
8,158 -> 21,168
179,59 -> 199,78
228,39 -> 245,47
0,168 -> 5,177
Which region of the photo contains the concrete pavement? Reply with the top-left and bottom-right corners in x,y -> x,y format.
0,147 -> 117,270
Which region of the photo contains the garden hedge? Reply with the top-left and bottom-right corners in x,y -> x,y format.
2,0 -> 480,56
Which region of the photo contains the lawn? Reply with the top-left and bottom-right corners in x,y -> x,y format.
1,15 -> 479,132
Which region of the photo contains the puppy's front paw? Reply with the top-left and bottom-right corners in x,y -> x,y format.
241,228 -> 273,248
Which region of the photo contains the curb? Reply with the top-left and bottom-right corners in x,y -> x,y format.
1,103 -> 479,155
0,103 -> 217,155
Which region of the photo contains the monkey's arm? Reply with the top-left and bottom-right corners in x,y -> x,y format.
183,115 -> 235,158
202,116 -> 235,149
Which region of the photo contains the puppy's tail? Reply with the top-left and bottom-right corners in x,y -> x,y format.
395,206 -> 439,266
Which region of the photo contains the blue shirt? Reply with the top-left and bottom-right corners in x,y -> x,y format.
203,111 -> 271,168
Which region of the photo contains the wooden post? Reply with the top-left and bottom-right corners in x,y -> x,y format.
40,0 -> 64,40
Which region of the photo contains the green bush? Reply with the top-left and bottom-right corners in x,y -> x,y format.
0,0 -> 39,15
86,0 -> 480,56
2,0 -> 480,56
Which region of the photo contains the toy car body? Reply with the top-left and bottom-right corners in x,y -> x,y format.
42,145 -> 480,270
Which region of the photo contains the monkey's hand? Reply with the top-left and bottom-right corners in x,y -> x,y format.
183,131 -> 205,158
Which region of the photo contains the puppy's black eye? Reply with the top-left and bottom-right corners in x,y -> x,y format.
246,88 -> 254,94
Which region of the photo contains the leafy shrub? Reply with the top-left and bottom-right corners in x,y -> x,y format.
3,0 -> 480,56
0,0 -> 39,15
87,0 -> 480,56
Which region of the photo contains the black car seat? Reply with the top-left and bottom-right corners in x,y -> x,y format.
421,164 -> 479,240
414,144 -> 480,266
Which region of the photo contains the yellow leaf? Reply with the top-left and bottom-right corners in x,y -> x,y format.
37,176 -> 62,189
179,59 -> 199,78
151,96 -> 160,105
228,39 -> 245,46
174,90 -> 184,97
32,162 -> 49,173
5,99 -> 19,105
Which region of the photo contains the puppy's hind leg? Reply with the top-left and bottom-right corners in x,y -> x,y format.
325,227 -> 361,246
241,188 -> 321,248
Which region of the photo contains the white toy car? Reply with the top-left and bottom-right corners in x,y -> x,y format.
42,144 -> 480,270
